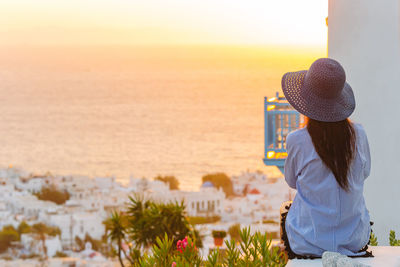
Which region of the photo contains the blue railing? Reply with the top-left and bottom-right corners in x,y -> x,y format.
263,92 -> 302,174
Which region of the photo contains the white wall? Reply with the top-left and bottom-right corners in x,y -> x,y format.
328,0 -> 400,244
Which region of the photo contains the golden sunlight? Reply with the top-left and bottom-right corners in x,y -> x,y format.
0,0 -> 327,46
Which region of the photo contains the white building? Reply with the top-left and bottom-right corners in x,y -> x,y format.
15,177 -> 49,193
143,181 -> 225,217
94,177 -> 117,191
8,195 -> 58,219
231,171 -> 279,196
222,193 -> 277,224
20,233 -> 63,258
128,177 -> 170,193
47,211 -> 106,245
176,183 -> 225,217
0,167 -> 28,181
0,201 -> 13,228
328,0 -> 400,244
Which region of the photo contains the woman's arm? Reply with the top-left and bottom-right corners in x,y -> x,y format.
363,131 -> 371,180
284,132 -> 299,189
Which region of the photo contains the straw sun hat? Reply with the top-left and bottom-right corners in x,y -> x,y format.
281,58 -> 355,122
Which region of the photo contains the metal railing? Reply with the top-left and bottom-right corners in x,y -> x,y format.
263,92 -> 302,174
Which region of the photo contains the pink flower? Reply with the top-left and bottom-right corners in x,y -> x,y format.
177,240 -> 183,253
171,262 -> 177,267
182,236 -> 188,248
176,236 -> 189,253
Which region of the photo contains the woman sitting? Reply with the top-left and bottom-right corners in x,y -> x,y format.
279,58 -> 373,259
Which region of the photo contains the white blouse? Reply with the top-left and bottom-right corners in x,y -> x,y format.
284,123 -> 372,256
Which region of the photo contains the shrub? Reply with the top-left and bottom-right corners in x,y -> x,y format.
32,223 -> 61,237
75,233 -> 105,253
17,221 -> 32,235
212,230 -> 227,239
187,216 -> 221,225
228,224 -> 241,242
265,231 -> 279,240
75,236 -> 85,251
262,219 -> 279,225
369,232 -> 378,246
389,230 -> 400,246
34,186 -> 70,205
20,253 -> 40,259
131,227 -> 286,267
0,226 -> 19,253
54,251 -> 68,258
105,195 -> 202,266
154,175 -> 180,190
126,196 -> 200,248
202,173 -> 234,197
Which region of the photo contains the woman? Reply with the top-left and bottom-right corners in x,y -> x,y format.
280,58 -> 372,259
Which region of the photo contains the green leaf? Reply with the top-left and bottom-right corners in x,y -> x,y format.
205,249 -> 220,267
369,232 -> 378,246
389,230 -> 400,246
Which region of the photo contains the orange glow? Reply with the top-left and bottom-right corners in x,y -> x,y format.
267,151 -> 276,159
267,97 -> 277,102
266,151 -> 287,159
0,0 -> 327,46
267,105 -> 276,111
276,152 -> 288,159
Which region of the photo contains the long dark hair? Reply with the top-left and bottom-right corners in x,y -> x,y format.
306,117 -> 356,191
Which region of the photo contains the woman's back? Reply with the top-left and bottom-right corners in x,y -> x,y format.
284,122 -> 371,256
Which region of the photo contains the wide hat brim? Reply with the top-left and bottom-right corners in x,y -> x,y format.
281,70 -> 355,122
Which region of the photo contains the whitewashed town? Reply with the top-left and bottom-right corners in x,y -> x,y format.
0,166 -> 294,266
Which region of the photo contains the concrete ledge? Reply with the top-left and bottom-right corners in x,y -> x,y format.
286,247 -> 400,266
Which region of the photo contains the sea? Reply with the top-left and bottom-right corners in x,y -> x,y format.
0,45 -> 324,190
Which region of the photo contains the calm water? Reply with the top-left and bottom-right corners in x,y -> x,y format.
0,45 -> 323,190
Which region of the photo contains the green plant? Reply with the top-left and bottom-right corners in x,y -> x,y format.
369,232 -> 378,246
240,227 -> 285,266
205,248 -> 220,267
389,230 -> 400,246
130,227 -> 286,267
134,234 -> 201,267
212,230 -> 227,239
228,224 -> 241,242
106,196 -> 202,266
105,211 -> 129,267
126,196 -> 201,249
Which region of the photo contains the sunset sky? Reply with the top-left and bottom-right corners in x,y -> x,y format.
0,0 -> 328,46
